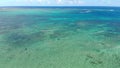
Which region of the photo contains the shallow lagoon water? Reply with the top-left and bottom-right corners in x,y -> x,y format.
0,7 -> 120,68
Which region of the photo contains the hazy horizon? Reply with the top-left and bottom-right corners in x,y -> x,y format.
0,0 -> 120,6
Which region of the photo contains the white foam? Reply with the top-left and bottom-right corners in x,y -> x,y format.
80,10 -> 92,13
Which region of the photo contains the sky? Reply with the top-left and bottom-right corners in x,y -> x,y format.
0,0 -> 120,6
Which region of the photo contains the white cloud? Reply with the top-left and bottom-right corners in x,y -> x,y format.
66,0 -> 85,5
37,0 -> 42,3
27,0 -> 85,5
68,1 -> 74,4
58,0 -> 62,3
46,1 -> 51,4
29,0 -> 33,2
77,0 -> 84,4
56,0 -> 63,4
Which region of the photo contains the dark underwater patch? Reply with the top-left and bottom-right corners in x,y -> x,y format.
49,29 -> 69,40
5,31 -> 46,47
6,33 -> 31,47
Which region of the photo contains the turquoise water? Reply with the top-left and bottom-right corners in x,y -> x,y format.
0,7 -> 120,68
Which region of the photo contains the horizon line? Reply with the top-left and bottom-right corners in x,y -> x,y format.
0,6 -> 120,8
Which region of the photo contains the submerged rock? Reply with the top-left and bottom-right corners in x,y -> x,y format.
5,31 -> 46,47
49,29 -> 68,39
6,33 -> 31,47
86,53 -> 103,65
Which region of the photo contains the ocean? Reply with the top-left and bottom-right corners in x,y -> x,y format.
0,6 -> 120,68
